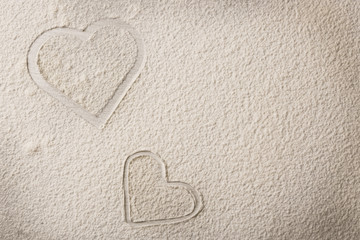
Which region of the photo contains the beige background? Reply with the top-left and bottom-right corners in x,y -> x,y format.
1,0 -> 359,239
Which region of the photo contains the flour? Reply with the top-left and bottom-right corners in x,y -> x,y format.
1,0 -> 359,239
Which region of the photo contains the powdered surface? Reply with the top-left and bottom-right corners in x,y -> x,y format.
1,0 -> 359,239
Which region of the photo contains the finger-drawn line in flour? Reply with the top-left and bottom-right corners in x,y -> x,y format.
123,151 -> 203,227
27,19 -> 146,128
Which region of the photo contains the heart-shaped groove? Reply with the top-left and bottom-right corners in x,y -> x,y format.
27,19 -> 146,128
123,151 -> 203,227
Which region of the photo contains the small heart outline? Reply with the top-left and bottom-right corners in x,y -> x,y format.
27,19 -> 146,128
123,151 -> 203,227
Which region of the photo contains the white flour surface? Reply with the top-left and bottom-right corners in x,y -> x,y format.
1,0 -> 359,239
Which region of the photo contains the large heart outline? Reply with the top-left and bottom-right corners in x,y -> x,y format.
123,151 -> 203,227
27,19 -> 146,128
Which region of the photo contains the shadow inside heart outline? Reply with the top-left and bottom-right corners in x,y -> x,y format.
27,19 -> 146,129
123,151 -> 203,227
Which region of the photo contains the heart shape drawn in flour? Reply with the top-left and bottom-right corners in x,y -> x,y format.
27,19 -> 146,128
123,151 -> 203,227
